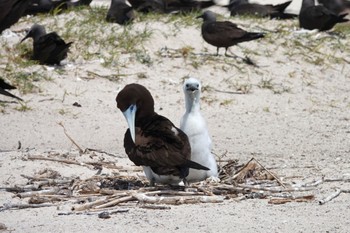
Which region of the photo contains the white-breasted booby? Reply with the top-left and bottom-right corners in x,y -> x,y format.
180,77 -> 218,183
116,83 -> 209,186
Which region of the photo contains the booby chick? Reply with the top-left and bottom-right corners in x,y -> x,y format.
21,24 -> 73,65
180,78 -> 218,183
116,83 -> 209,186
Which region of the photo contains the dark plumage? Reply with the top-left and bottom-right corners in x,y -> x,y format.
228,0 -> 296,19
24,0 -> 92,15
197,10 -> 265,56
0,0 -> 32,34
128,0 -> 215,14
21,24 -> 73,65
319,0 -> 350,15
106,0 -> 135,25
163,0 -> 215,13
0,79 -> 23,101
299,0 -> 349,31
116,83 -> 209,185
127,0 -> 164,13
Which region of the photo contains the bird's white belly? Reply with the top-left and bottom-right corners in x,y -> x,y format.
142,166 -> 182,185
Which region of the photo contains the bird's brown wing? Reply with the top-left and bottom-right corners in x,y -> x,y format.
124,114 -> 191,168
205,21 -> 247,39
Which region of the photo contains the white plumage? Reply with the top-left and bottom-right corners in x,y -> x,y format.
180,77 -> 218,182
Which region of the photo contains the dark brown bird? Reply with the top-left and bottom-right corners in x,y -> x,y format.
318,0 -> 350,15
0,0 -> 32,33
116,83 -> 209,185
21,24 -> 73,65
0,78 -> 23,101
299,0 -> 348,31
127,0 -> 164,13
106,0 -> 135,25
197,10 -> 265,56
24,0 -> 92,15
228,0 -> 296,19
128,0 -> 215,14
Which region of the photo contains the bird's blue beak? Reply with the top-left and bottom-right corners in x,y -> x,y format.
122,104 -> 137,143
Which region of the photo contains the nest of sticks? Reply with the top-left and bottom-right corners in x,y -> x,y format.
1,143 -> 349,218
1,124 -> 348,218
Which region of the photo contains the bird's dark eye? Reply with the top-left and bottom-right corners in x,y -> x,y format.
186,84 -> 189,87
196,84 -> 199,88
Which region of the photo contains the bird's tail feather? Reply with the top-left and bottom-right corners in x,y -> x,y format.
337,13 -> 349,23
274,1 -> 292,12
185,160 -> 210,170
245,32 -> 265,41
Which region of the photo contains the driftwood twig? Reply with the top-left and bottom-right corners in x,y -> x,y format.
58,122 -> 84,154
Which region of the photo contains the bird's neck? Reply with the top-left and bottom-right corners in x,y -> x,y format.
301,0 -> 315,9
185,95 -> 200,113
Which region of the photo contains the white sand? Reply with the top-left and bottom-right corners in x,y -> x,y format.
1,0 -> 350,232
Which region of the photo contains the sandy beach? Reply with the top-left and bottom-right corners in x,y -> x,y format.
1,0 -> 350,232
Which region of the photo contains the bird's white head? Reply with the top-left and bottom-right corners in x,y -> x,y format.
183,77 -> 201,112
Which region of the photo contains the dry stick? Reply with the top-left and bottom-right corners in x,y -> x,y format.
214,89 -> 245,95
324,177 -> 350,182
1,203 -> 54,211
94,196 -> 135,209
139,205 -> 171,210
269,195 -> 315,205
237,184 -> 314,193
27,155 -> 89,167
72,196 -> 116,211
142,190 -> 204,196
58,209 -> 129,216
319,189 -> 342,205
17,188 -> 60,198
72,192 -> 132,211
252,158 -> 287,189
85,148 -> 120,158
133,193 -> 224,205
58,122 -> 84,154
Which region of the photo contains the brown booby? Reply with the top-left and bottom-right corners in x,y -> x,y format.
299,0 -> 348,31
106,0 -> 135,25
197,10 -> 265,57
116,83 -> 209,185
21,24 -> 73,65
0,78 -> 23,101
180,77 -> 218,182
228,0 -> 296,19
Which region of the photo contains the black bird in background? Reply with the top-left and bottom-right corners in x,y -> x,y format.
228,0 -> 296,19
197,11 -> 264,57
21,24 -> 73,65
0,79 -> 23,101
299,0 -> 348,31
318,0 -> 350,15
128,0 -> 215,14
106,0 -> 135,25
24,0 -> 92,15
0,0 -> 32,34
116,83 -> 209,186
